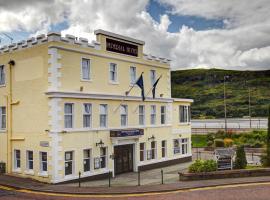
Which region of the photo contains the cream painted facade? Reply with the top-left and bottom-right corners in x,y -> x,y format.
0,30 -> 193,183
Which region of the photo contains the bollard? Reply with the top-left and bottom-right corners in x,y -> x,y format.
161,169 -> 164,184
108,171 -> 111,187
78,171 -> 81,188
138,170 -> 141,186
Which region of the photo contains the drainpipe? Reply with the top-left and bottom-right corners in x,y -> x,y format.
7,60 -> 15,173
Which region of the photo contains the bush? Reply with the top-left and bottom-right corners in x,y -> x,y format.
234,145 -> 247,169
206,133 -> 215,143
224,138 -> 233,147
188,159 -> 217,173
214,139 -> 225,147
207,140 -> 214,147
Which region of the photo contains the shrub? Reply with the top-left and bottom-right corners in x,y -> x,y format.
207,140 -> 214,147
206,133 -> 215,142
216,130 -> 226,139
214,139 -> 225,147
234,145 -> 247,169
261,105 -> 270,167
224,138 -> 233,147
188,159 -> 217,173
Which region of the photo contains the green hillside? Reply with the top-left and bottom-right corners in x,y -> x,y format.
171,69 -> 270,119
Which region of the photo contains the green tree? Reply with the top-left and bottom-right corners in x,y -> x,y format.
234,145 -> 247,169
261,105 -> 270,166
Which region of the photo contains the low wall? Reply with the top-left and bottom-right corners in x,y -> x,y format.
179,168 -> 270,181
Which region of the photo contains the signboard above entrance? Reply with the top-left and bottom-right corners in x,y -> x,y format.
106,38 -> 138,57
110,129 -> 144,137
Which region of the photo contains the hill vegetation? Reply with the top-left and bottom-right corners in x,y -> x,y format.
171,69 -> 270,119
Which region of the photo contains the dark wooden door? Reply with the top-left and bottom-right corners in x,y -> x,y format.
114,144 -> 133,174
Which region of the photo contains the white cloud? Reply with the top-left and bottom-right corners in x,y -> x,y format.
0,0 -> 270,70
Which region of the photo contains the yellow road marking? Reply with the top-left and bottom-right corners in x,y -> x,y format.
0,182 -> 270,198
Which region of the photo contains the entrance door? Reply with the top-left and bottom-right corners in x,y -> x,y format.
114,144 -> 133,174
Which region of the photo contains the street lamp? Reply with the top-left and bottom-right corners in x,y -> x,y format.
224,76 -> 229,134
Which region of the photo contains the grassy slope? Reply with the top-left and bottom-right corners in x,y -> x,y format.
171,69 -> 270,118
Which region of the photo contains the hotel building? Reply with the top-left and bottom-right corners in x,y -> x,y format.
0,30 -> 193,183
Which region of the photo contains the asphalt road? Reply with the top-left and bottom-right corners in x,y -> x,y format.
1,182 -> 270,200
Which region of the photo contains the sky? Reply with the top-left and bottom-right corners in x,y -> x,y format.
0,0 -> 270,71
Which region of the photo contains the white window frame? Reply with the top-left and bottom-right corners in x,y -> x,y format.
26,150 -> 34,171
179,105 -> 190,123
83,149 -> 91,173
161,106 -> 166,125
0,65 -> 5,86
139,143 -> 146,161
40,152 -> 48,173
150,70 -> 156,86
64,103 -> 74,129
109,63 -> 118,83
138,105 -> 145,126
161,140 -> 167,158
173,139 -> 181,155
0,106 -> 6,130
181,138 -> 189,155
120,105 -> 128,127
83,103 -> 92,128
150,105 -> 156,125
130,66 -> 136,85
14,149 -> 21,170
81,58 -> 91,81
65,151 -> 74,176
100,147 -> 107,169
99,104 -> 108,128
150,141 -> 157,160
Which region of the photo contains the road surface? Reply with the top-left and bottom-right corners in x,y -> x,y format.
1,182 -> 270,200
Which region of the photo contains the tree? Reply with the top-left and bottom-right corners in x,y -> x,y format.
261,105 -> 270,166
234,145 -> 247,169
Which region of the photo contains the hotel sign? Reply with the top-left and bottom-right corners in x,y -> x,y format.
110,129 -> 144,137
106,38 -> 138,57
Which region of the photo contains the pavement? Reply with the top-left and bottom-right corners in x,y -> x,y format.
1,173 -> 270,195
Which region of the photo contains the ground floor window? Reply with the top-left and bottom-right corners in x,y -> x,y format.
148,141 -> 156,160
14,150 -> 21,169
173,138 -> 189,155
161,140 -> 167,158
40,152 -> 47,172
26,151 -> 33,170
181,138 -> 188,154
65,151 -> 74,176
100,147 -> 107,169
83,149 -> 91,172
139,143 -> 145,161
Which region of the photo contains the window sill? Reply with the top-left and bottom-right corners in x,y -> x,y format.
109,81 -> 119,85
25,170 -> 34,175
0,129 -> 7,133
13,168 -> 22,173
179,122 -> 191,125
0,84 -> 6,88
80,79 -> 92,82
38,172 -> 48,177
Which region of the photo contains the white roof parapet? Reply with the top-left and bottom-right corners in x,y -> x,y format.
94,29 -> 145,45
173,98 -> 194,103
143,53 -> 171,64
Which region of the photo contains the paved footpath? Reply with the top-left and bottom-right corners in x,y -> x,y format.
1,174 -> 270,195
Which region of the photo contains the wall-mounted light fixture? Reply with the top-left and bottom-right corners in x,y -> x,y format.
96,139 -> 104,147
148,135 -> 155,141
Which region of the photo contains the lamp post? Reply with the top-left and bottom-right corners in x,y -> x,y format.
223,76 -> 229,134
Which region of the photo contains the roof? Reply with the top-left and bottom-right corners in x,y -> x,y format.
173,98 -> 194,103
94,29 -> 145,45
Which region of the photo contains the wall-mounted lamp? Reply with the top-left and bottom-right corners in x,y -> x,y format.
160,94 -> 164,97
80,86 -> 84,91
96,139 -> 104,147
45,129 -> 50,133
61,130 -> 67,133
8,60 -> 15,66
148,135 -> 155,141
109,154 -> 115,160
178,134 -> 182,138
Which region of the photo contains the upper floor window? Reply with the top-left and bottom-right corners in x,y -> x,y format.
139,105 -> 145,125
109,63 -> 117,82
0,65 -> 5,85
83,103 -> 92,128
179,105 -> 191,123
81,58 -> 91,80
150,70 -> 156,86
64,103 -> 74,128
130,66 -> 136,84
120,105 -> 128,127
100,104 -> 108,128
150,105 -> 156,125
0,107 -> 6,130
161,106 -> 166,124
